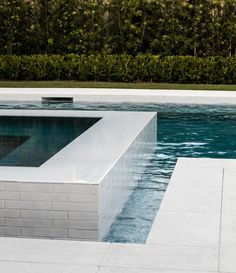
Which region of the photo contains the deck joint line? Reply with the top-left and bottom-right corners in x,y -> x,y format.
218,167 -> 225,272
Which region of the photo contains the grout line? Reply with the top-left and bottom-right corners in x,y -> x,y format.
0,259 -> 219,272
97,242 -> 112,268
218,167 -> 225,272
97,264 -> 219,272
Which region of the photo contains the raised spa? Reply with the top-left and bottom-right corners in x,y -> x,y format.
0,110 -> 156,241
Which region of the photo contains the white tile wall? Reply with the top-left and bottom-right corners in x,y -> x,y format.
0,113 -> 156,241
0,182 -> 100,239
98,115 -> 157,239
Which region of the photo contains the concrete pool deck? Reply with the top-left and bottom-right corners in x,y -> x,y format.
1,88 -> 236,104
0,89 -> 236,272
0,157 -> 236,273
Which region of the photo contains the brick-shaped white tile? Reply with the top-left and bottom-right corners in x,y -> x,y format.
53,220 -> 98,230
6,200 -> 51,210
20,192 -> 67,202
21,227 -> 67,238
21,210 -> 67,220
52,202 -> 98,212
6,218 -> 52,228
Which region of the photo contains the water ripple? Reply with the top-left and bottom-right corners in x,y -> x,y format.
1,102 -> 236,243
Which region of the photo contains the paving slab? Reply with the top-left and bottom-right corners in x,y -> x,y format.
0,261 -> 98,273
1,157 -> 236,272
101,243 -> 218,271
98,267 -> 216,273
147,211 -> 220,246
219,230 -> 236,273
160,185 -> 221,213
222,169 -> 236,214
221,169 -> 236,232
219,168 -> 236,273
147,158 -> 223,247
0,237 -> 110,265
168,158 -> 224,189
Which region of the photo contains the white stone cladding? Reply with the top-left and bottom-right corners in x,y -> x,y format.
98,115 -> 157,240
0,182 -> 98,240
0,110 -> 157,241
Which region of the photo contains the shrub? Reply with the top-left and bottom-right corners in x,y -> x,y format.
0,54 -> 235,84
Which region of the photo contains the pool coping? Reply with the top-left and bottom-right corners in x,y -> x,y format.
1,87 -> 236,104
0,109 -> 155,184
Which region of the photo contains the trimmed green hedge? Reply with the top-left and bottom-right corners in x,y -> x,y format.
0,54 -> 236,84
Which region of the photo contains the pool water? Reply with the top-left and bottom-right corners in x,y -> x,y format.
0,116 -> 99,167
1,102 -> 236,243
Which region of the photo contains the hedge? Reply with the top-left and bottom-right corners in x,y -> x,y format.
0,54 -> 236,84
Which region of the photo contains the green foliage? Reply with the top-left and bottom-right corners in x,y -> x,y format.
0,0 -> 41,54
0,0 -> 236,56
1,54 -> 236,84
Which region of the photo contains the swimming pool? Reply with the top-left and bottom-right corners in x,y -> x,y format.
1,102 -> 236,243
0,116 -> 99,166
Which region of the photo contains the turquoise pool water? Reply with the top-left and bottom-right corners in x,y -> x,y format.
1,102 -> 236,243
0,116 -> 99,166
